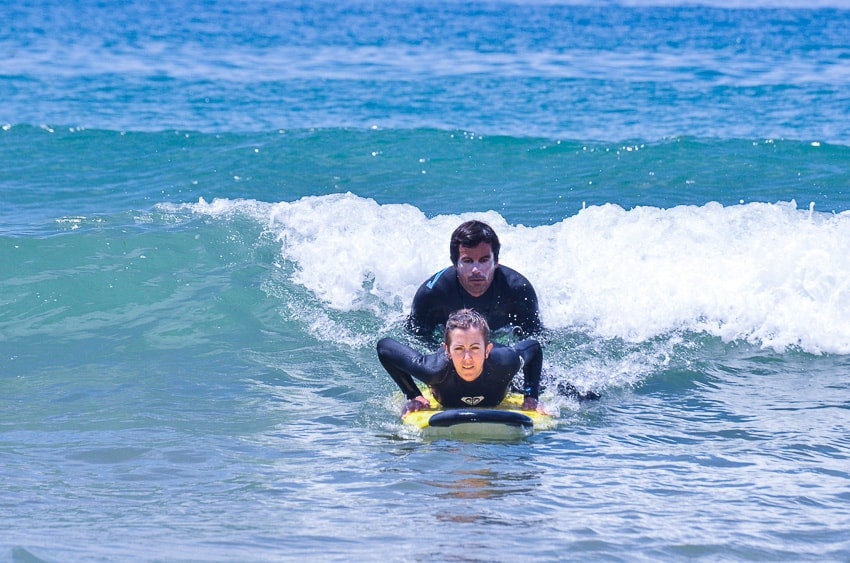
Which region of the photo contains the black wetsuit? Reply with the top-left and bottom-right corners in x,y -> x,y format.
377,337 -> 542,406
406,265 -> 542,342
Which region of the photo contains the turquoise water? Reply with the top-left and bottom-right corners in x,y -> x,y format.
3,1 -> 850,561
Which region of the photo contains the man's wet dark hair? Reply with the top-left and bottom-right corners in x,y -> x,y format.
449,220 -> 501,265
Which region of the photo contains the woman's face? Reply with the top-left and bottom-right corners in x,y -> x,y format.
443,327 -> 493,382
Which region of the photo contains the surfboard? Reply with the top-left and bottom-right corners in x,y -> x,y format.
401,391 -> 555,440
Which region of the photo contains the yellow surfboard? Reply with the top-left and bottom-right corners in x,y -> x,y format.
401,390 -> 556,440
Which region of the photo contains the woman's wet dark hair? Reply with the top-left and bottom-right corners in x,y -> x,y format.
444,308 -> 490,344
449,220 -> 501,265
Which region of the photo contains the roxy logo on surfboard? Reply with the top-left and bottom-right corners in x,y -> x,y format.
461,396 -> 485,406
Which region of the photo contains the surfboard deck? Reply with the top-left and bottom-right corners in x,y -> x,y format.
401,391 -> 555,440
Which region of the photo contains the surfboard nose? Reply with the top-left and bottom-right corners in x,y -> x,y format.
428,409 -> 534,430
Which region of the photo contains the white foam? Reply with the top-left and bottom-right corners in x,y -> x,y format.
536,200 -> 850,354
179,194 -> 850,355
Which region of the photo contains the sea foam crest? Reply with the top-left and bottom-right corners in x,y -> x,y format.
533,200 -> 850,354
180,195 -> 850,355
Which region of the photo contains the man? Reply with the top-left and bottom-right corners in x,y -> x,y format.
406,220 -> 542,342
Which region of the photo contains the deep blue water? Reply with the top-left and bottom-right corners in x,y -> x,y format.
2,1 -> 850,561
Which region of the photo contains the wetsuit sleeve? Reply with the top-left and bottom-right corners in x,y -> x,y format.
512,339 -> 542,399
491,266 -> 543,338
405,268 -> 456,344
376,337 -> 450,400
512,279 -> 543,337
405,288 -> 438,341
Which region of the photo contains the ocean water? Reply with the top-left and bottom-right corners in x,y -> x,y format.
3,1 -> 850,561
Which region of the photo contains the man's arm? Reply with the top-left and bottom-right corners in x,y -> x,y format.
515,282 -> 543,337
404,296 -> 438,341
405,268 -> 456,344
498,267 -> 543,337
515,339 -> 542,397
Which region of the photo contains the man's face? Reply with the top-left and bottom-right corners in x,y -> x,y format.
455,242 -> 497,297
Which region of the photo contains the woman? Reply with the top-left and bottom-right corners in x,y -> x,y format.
377,309 -> 542,415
